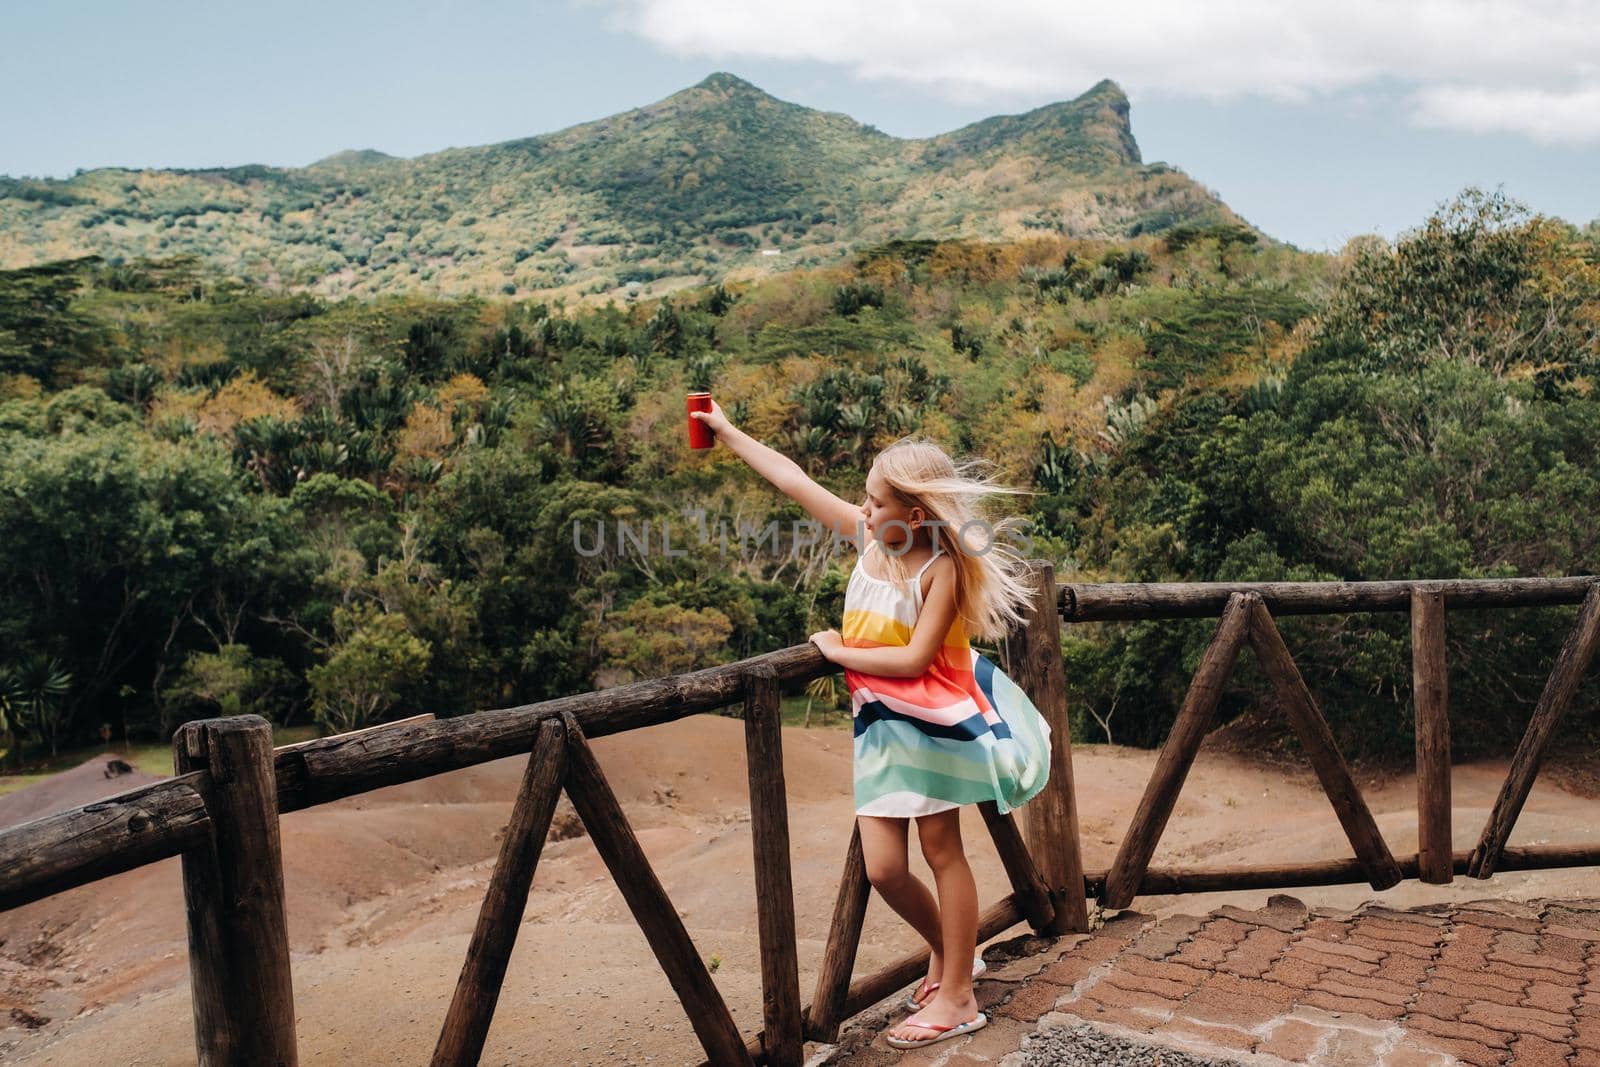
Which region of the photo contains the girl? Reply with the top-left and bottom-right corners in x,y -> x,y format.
690,401 -> 1053,1051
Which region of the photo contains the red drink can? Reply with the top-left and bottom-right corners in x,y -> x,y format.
687,392 -> 714,449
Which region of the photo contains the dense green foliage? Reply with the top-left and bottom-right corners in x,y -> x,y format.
0,189 -> 1596,775
0,76 -> 1236,303
1062,191 -> 1600,766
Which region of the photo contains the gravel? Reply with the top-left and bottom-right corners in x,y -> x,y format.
1022,1021 -> 1247,1066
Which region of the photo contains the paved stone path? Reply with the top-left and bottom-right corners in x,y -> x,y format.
825,895 -> 1600,1066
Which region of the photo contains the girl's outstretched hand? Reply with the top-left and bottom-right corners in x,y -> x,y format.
688,398 -> 731,436
809,628 -> 844,660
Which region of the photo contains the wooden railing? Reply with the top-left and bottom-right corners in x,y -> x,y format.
2,570 -> 1596,1065
0,562 -> 1086,1067
1060,578 -> 1600,906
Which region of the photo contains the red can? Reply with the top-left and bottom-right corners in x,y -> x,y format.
687,392 -> 715,449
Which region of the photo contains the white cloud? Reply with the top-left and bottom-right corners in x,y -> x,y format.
1413,82 -> 1600,143
595,0 -> 1600,143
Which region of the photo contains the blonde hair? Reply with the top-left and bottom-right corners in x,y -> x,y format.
868,435 -> 1040,642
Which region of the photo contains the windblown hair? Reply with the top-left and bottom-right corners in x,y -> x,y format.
867,435 -> 1040,642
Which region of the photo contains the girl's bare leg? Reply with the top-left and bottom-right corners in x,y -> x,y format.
855,815 -> 946,995
887,808 -> 980,1042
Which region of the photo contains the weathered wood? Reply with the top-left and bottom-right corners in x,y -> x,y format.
174,715 -> 297,1067
273,643 -> 833,813
1411,585 -> 1452,885
741,665 -> 803,1067
1061,576 -> 1598,622
1246,600 -> 1404,892
978,801 -> 1056,932
1469,582 -> 1600,878
1101,592 -> 1254,909
1488,843 -> 1600,872
806,822 -> 871,1043
274,712 -> 435,754
725,895 -> 1028,1067
250,575 -> 1600,817
1083,842 -> 1600,895
431,717 -> 566,1067
558,712 -> 753,1066
14,577 -> 1600,924
0,772 -> 211,911
1011,560 -> 1089,934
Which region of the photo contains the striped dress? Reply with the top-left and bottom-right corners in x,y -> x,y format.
842,538 -> 1053,818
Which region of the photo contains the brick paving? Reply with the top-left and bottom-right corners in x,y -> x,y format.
825,895 -> 1600,1066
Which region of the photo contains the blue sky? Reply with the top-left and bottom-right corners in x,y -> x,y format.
4,1 -> 1595,252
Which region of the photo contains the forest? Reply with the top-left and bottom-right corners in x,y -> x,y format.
2,189 -> 1597,771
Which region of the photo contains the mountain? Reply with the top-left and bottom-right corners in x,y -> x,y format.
0,73 -> 1244,300
306,149 -> 398,170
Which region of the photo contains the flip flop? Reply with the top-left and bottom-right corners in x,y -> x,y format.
885,1011 -> 988,1050
901,957 -> 988,1011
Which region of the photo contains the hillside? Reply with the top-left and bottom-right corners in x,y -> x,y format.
4,189 -> 1597,767
0,74 -> 1241,301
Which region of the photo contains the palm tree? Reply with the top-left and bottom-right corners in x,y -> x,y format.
2,655 -> 73,757
803,674 -> 848,727
0,678 -> 11,766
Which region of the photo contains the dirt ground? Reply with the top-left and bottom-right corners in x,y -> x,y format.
2,714 -> 1597,1066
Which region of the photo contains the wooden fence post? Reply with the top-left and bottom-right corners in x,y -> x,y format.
1411,585 -> 1453,885
1246,600 -> 1403,891
1470,582 -> 1600,878
432,717 -> 567,1067
806,824 -> 871,1043
1101,592 -> 1253,910
558,712 -> 754,1066
978,801 -> 1057,932
1012,559 -> 1089,934
173,715 -> 297,1067
742,665 -> 804,1067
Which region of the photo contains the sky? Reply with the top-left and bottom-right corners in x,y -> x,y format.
3,0 -> 1596,252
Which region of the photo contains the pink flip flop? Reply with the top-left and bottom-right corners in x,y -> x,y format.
886,1011 -> 988,1049
902,957 -> 987,1011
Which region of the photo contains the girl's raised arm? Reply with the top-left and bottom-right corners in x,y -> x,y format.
691,400 -> 864,549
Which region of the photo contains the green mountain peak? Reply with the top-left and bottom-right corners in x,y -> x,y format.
924,76 -> 1140,169
1082,78 -> 1129,103
308,148 -> 397,169
692,71 -> 766,94
0,73 -> 1243,299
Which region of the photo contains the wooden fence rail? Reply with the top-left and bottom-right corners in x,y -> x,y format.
1,570 -> 1597,1065
0,643 -> 833,910
1061,576 -> 1598,622
1086,576 -> 1600,916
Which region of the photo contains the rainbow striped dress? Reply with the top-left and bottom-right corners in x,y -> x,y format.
842,539 -> 1053,818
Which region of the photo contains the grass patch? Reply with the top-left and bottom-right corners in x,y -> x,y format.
779,693 -> 850,730
0,771 -> 54,798
0,724 -> 321,797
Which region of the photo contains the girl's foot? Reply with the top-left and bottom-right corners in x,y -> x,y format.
905,956 -> 987,1011
887,989 -> 981,1045
909,949 -> 943,1009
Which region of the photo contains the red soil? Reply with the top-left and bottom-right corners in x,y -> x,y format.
2,716 -> 1596,1065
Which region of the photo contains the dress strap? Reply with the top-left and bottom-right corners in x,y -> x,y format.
864,540 -> 940,586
